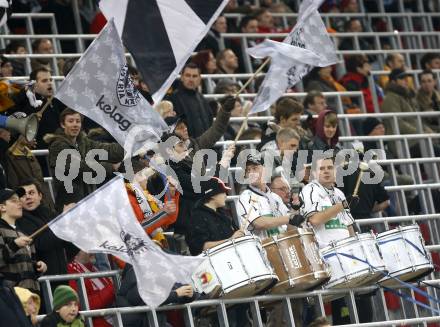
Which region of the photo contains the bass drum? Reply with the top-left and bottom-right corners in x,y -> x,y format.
191,235 -> 278,298
377,225 -> 433,287
262,227 -> 330,294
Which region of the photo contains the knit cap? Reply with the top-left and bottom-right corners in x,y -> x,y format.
52,285 -> 79,311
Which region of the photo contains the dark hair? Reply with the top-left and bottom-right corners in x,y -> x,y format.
239,15 -> 258,31
18,178 -> 44,195
345,55 -> 368,73
420,53 -> 440,70
29,67 -> 51,81
60,108 -> 82,125
344,18 -> 361,31
191,50 -> 213,74
275,97 -> 304,122
254,8 -> 270,19
182,62 -> 201,75
0,55 -> 10,67
307,316 -> 331,327
419,69 -> 436,81
5,41 -> 25,54
303,90 -> 324,109
31,38 -> 51,53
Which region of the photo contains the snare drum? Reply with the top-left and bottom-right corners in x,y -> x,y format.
321,233 -> 386,291
262,228 -> 330,294
377,225 -> 433,287
191,235 -> 278,298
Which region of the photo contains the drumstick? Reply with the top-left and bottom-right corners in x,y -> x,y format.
352,161 -> 369,198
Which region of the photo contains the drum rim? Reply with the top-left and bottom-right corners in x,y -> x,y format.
326,268 -> 386,287
271,270 -> 331,290
379,263 -> 434,279
321,234 -> 377,254
376,224 -> 420,239
206,235 -> 261,254
222,273 -> 279,293
262,231 -> 316,246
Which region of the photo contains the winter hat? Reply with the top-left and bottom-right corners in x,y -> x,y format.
363,117 -> 383,135
389,68 -> 409,81
52,285 -> 79,311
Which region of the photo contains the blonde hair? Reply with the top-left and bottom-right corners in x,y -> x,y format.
276,127 -> 300,144
155,100 -> 174,118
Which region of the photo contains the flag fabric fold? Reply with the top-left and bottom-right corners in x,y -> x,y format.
55,19 -> 168,156
48,176 -> 205,308
99,0 -> 229,103
247,0 -> 338,114
0,0 -> 11,27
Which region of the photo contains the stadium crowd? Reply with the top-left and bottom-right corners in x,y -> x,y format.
1,0 -> 440,326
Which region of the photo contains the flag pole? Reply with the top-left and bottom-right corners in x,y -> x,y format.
36,96 -> 53,120
233,57 -> 270,144
29,224 -> 49,239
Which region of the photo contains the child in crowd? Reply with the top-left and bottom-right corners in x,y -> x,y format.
41,285 -> 85,327
14,287 -> 41,326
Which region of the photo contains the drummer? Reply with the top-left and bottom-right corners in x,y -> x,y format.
237,155 -> 303,238
185,177 -> 244,256
299,157 -> 355,248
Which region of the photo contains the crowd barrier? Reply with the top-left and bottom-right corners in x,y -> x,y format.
37,272 -> 440,327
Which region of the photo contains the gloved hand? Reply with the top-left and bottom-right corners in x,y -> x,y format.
346,195 -> 359,209
221,95 -> 236,113
288,213 -> 305,227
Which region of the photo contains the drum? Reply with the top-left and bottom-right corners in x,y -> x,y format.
377,225 -> 434,287
191,235 -> 278,298
262,228 -> 330,294
321,232 -> 386,292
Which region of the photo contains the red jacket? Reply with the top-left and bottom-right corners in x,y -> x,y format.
67,261 -> 115,327
340,72 -> 383,113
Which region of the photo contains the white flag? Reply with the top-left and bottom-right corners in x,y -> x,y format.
247,0 -> 338,114
55,19 -> 168,155
48,176 -> 204,308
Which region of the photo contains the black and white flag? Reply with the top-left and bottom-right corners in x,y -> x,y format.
49,176 -> 205,308
247,0 -> 338,114
55,19 -> 168,156
99,0 -> 229,103
0,0 -> 12,28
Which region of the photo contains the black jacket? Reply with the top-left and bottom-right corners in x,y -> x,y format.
168,85 -> 213,138
17,205 -> 71,276
0,282 -> 33,327
185,203 -> 238,255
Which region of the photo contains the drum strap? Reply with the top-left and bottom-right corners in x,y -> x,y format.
381,286 -> 440,315
323,251 -> 440,306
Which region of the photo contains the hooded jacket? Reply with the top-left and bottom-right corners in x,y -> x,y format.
309,109 -> 340,151
44,129 -> 124,211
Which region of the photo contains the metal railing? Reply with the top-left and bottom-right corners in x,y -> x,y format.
224,11 -> 440,33
36,274 -> 440,327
